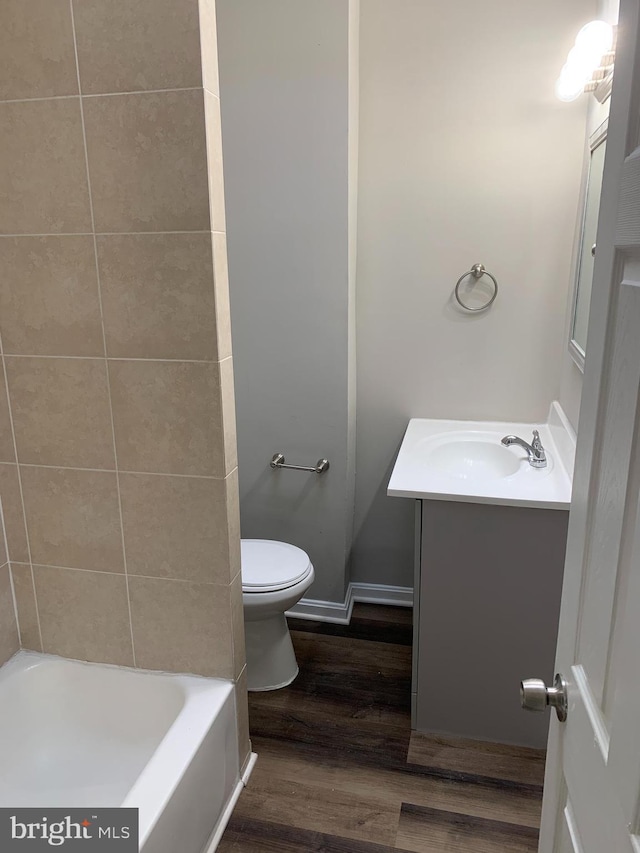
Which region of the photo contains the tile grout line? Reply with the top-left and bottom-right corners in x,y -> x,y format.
0,94 -> 80,106
0,330 -> 43,651
82,86 -> 202,99
11,462 -> 238,481
0,86 -> 202,107
69,0 -> 137,667
0,233 -> 94,238
0,231 -> 216,238
24,561 -> 230,585
3,354 -> 226,364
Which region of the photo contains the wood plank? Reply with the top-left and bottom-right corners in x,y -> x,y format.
289,604 -> 413,646
249,657 -> 411,730
233,773 -> 400,846
290,631 -> 412,678
351,603 -> 413,626
247,702 -> 411,769
248,705 -> 542,800
395,803 -> 539,853
218,816 -> 403,853
408,732 -> 546,786
250,684 -> 410,729
251,736 -> 542,829
261,631 -> 412,725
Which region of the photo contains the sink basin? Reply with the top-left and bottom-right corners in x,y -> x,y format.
388,413 -> 574,509
422,436 -> 522,481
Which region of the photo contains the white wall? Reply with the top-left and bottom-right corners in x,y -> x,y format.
217,0 -> 357,603
352,0 -> 594,587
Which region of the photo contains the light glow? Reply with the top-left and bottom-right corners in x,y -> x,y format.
555,21 -> 614,102
555,70 -> 588,103
575,20 -> 614,57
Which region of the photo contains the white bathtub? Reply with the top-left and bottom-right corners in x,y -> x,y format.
0,652 -> 255,853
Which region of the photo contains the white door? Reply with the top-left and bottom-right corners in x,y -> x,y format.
538,1 -> 640,850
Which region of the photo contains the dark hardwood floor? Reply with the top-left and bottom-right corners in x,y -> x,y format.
219,604 -> 544,852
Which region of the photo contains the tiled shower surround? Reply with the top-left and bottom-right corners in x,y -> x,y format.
0,0 -> 249,766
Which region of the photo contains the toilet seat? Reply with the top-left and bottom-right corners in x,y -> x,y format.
241,539 -> 312,593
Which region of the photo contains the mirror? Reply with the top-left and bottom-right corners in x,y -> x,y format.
569,120 -> 607,371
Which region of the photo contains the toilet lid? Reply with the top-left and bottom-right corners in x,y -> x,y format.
241,539 -> 312,592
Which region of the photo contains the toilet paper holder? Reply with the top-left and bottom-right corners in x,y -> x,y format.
270,453 -> 330,474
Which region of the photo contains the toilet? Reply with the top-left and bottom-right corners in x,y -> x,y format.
241,539 -> 315,691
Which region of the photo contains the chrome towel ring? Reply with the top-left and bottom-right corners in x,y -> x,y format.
454,263 -> 498,312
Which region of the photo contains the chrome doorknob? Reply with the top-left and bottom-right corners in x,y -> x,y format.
520,673 -> 568,722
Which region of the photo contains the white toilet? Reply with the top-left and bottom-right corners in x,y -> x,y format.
241,539 -> 315,691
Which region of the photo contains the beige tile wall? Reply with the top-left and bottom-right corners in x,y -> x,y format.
0,0 -> 249,767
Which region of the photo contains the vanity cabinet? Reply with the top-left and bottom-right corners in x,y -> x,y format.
412,500 -> 569,749
389,412 -> 575,749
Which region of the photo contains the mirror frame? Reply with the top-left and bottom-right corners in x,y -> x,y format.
569,118 -> 608,372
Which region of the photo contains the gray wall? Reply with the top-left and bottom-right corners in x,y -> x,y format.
217,0 -> 357,604
352,0 -> 592,588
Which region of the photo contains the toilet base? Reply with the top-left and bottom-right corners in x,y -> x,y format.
244,613 -> 299,691
247,666 -> 299,692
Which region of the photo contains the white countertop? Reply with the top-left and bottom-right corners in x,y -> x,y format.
387,403 -> 574,510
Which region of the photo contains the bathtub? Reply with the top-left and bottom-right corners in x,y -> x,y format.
0,651 -> 255,853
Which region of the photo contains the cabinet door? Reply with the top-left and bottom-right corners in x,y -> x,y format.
415,500 -> 567,748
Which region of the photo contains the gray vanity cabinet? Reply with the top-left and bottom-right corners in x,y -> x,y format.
412,499 -> 569,749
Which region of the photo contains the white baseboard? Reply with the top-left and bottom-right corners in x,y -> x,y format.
350,582 -> 413,608
286,582 -> 413,624
286,591 -> 354,624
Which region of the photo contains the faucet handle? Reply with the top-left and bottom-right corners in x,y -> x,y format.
530,430 -> 547,468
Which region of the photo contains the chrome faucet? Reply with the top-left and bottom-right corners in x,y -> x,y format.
501,429 -> 547,468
